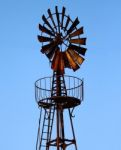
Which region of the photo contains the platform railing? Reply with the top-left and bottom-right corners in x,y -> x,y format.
35,75 -> 84,104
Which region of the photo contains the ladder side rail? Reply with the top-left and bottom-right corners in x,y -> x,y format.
46,106 -> 55,150
39,109 -> 48,150
48,106 -> 55,141
36,108 -> 43,150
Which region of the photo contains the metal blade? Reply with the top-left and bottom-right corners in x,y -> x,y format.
59,52 -> 65,74
69,44 -> 87,56
65,51 -> 80,71
69,27 -> 83,37
64,16 -> 70,31
70,38 -> 86,45
67,17 -> 80,35
47,9 -> 57,30
51,50 -> 60,71
55,6 -> 60,32
38,35 -> 53,42
68,49 -> 84,65
39,24 -> 55,36
41,42 -> 55,53
62,52 -> 71,68
42,15 -> 55,33
61,7 -> 66,28
46,46 -> 58,60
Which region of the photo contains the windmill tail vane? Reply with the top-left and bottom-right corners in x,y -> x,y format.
35,6 -> 87,150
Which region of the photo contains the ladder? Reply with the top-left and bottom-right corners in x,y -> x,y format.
36,105 -> 55,150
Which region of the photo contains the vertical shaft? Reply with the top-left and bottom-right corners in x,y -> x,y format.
55,71 -> 65,150
60,109 -> 65,150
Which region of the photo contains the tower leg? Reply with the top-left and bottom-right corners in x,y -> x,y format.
56,105 -> 60,150
68,109 -> 78,150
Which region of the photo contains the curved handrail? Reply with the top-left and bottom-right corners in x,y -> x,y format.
35,75 -> 84,104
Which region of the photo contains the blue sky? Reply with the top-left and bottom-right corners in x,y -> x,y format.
0,0 -> 121,150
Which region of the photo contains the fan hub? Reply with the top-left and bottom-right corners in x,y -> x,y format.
55,33 -> 63,45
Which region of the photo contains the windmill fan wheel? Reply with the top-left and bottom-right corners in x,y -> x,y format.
38,6 -> 87,74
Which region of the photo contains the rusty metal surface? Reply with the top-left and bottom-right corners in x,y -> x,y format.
51,50 -> 60,71
39,24 -> 54,36
68,48 -> 84,65
38,6 -> 87,73
36,6 -> 87,150
41,41 -> 55,53
59,53 -> 65,74
35,74 -> 84,150
48,8 -> 57,30
69,44 -> 87,56
35,75 -> 84,105
38,35 -> 53,42
70,38 -> 86,45
55,6 -> 60,29
46,46 -> 58,59
69,26 -> 83,37
61,7 -> 66,28
64,16 -> 70,31
62,52 -> 71,68
67,17 -> 80,35
65,51 -> 79,71
42,14 -> 55,32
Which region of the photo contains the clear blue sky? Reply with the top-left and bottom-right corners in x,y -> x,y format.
0,0 -> 121,150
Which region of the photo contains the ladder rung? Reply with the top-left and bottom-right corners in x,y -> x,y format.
48,117 -> 53,119
41,145 -> 46,147
50,111 -> 54,113
42,131 -> 47,133
45,118 -> 49,120
44,125 -> 48,126
42,138 -> 47,140
44,126 -> 51,128
44,124 -> 52,127
50,113 -> 54,114
40,107 -> 55,144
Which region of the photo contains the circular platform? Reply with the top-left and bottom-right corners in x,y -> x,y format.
35,75 -> 84,109
38,96 -> 81,109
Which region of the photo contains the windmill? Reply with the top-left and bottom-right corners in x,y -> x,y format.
35,6 -> 87,150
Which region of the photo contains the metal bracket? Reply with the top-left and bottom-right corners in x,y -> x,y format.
70,107 -> 75,117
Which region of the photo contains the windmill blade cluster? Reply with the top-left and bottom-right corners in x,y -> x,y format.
38,6 -> 87,74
